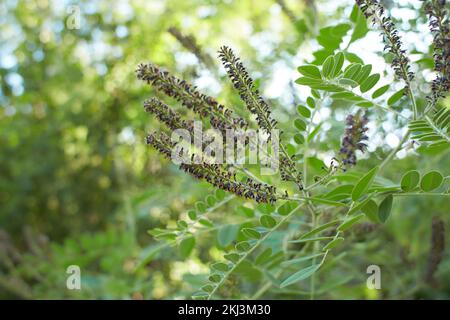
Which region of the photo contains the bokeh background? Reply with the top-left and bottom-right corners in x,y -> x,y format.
0,0 -> 449,299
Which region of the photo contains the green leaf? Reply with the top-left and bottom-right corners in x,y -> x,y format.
297,105 -> 311,118
420,171 -> 444,191
179,237 -> 195,259
224,253 -> 241,263
300,220 -> 340,239
211,262 -> 231,272
187,210 -> 197,220
332,52 -> 344,77
206,195 -> 216,206
298,65 -> 322,79
217,224 -> 240,247
198,218 -> 214,228
280,264 -> 320,288
289,236 -> 334,243
307,96 -> 316,108
201,284 -> 215,293
177,220 -> 188,230
235,241 -> 251,252
387,88 -> 405,106
260,215 -> 277,228
378,194 -> 393,223
242,228 -> 261,240
209,274 -> 222,283
372,84 -> 390,99
304,197 -> 347,206
343,63 -> 362,80
195,201 -> 206,213
317,23 -> 351,51
294,133 -> 305,145
257,203 -> 275,214
294,118 -> 307,131
400,170 -> 420,191
307,123 -> 322,142
255,248 -> 273,265
345,52 -> 363,64
236,205 -> 254,217
351,166 -> 380,201
322,55 -> 335,78
331,91 -> 363,101
349,5 -> 369,43
360,73 -> 380,93
338,78 -> 359,88
361,199 -> 379,223
324,184 -> 354,200
311,89 -> 321,99
215,189 -> 226,200
323,237 -> 344,250
337,213 -> 365,231
281,253 -> 325,266
278,201 -> 297,215
295,77 -> 323,86
354,64 -> 372,84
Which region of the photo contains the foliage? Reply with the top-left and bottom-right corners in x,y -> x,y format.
0,0 -> 449,300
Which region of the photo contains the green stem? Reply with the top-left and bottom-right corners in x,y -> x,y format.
207,203 -> 305,299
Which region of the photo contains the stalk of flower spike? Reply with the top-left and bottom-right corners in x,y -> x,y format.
356,1 -> 415,85
136,63 -> 248,132
338,111 -> 369,169
144,97 -> 194,131
423,0 -> 449,110
168,27 -> 215,69
275,0 -> 299,24
146,132 -> 278,203
218,46 -> 278,136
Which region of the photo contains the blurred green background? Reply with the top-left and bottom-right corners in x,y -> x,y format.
0,0 -> 448,299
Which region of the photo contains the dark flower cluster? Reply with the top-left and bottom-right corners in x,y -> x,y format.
136,63 -> 247,132
145,132 -> 277,203
218,46 -> 278,136
339,111 -> 369,168
356,0 -> 415,86
146,131 -> 175,159
168,27 -> 215,68
280,154 -> 303,189
180,163 -> 277,204
144,97 -> 194,131
423,0 -> 449,107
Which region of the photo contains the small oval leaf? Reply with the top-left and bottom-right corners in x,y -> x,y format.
400,170 -> 420,191
260,215 -> 277,228
378,194 -> 393,223
360,73 -> 380,93
297,105 -> 311,118
388,88 -> 405,106
241,228 -> 261,240
420,171 -> 443,192
371,84 -> 390,99
322,56 -> 335,78
294,118 -> 307,131
298,65 -> 322,79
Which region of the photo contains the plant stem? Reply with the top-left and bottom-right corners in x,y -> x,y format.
207,203 -> 305,299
